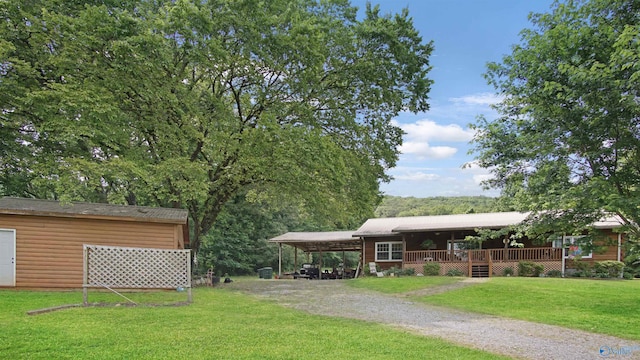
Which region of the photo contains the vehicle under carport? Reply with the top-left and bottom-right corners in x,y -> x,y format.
269,231 -> 363,279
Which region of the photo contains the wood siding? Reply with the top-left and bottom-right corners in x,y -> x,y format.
0,214 -> 183,289
364,236 -> 403,270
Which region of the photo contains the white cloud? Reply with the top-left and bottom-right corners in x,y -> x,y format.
399,142 -> 458,159
399,119 -> 474,142
462,160 -> 495,185
393,171 -> 440,182
449,92 -> 503,106
393,119 -> 474,159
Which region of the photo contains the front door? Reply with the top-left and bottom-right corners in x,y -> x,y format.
0,229 -> 16,286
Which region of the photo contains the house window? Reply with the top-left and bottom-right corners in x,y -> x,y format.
553,236 -> 592,259
375,242 -> 403,261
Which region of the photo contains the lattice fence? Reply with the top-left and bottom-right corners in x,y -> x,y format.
83,244 -> 191,305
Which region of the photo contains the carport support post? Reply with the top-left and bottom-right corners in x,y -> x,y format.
278,243 -> 282,278
319,249 -> 323,280
294,246 -> 298,274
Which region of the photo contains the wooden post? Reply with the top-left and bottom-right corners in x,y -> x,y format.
487,250 -> 492,278
83,245 -> 88,306
278,243 -> 282,278
468,255 -> 472,277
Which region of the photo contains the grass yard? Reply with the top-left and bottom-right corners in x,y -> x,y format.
416,277 -> 640,341
346,275 -> 462,293
0,288 -> 508,360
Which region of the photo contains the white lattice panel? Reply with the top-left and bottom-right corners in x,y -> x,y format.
84,245 -> 191,289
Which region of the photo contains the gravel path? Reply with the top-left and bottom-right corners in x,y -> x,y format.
227,279 -> 640,360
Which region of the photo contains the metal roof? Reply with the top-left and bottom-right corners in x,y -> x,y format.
0,197 -> 188,224
354,212 -> 530,236
269,231 -> 361,252
354,211 -> 624,237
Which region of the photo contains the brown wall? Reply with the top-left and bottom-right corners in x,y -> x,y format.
0,214 -> 183,289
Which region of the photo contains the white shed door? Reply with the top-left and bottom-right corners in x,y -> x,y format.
0,229 -> 16,286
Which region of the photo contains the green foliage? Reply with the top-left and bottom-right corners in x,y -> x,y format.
569,260 -> 593,278
473,0 -> 640,242
545,270 -> 563,278
623,242 -> 640,278
446,268 -> 464,277
384,266 -> 415,277
0,0 -> 434,253
502,267 -> 514,276
423,262 -> 441,276
593,261 -> 625,278
517,261 -> 543,277
375,196 -> 500,217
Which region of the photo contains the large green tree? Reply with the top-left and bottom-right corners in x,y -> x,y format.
0,0 -> 433,251
472,0 -> 640,242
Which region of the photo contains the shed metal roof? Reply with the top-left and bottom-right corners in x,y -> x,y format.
0,197 -> 188,224
269,231 -> 361,252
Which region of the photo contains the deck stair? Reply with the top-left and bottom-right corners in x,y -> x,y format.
471,264 -> 490,278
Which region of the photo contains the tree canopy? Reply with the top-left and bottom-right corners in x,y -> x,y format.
0,0 -> 433,251
472,0 -> 640,242
374,195 -> 501,217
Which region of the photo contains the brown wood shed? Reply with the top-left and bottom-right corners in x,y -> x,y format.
0,197 -> 189,289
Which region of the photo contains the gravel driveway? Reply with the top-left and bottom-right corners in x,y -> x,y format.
227,278 -> 640,360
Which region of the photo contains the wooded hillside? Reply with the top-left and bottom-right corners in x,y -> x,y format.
374,196 -> 502,218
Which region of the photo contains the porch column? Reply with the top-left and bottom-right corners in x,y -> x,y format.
402,235 -> 407,269
278,243 -> 282,278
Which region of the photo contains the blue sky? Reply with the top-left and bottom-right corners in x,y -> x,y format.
350,0 -> 556,198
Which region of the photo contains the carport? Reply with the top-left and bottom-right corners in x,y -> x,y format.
269,231 -> 362,278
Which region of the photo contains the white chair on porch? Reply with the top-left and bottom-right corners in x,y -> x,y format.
369,262 -> 384,277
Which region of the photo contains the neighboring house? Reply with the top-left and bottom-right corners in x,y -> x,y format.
354,211 -> 624,277
0,197 -> 189,289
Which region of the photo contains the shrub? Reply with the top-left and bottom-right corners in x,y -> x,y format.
423,262 -> 441,276
546,270 -> 563,278
401,267 -> 416,276
385,266 -> 401,276
593,261 -> 624,278
502,267 -> 514,276
571,260 -> 592,277
518,261 -> 544,277
446,268 -> 464,276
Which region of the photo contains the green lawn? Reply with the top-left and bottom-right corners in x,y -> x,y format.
347,275 -> 462,293
0,288 -> 508,360
416,277 -> 640,340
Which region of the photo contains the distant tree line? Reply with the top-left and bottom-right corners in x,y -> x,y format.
374,196 -> 503,218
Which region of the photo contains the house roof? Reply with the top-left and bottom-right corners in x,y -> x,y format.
0,197 -> 188,224
353,212 -> 530,237
353,211 -> 624,237
269,231 -> 361,252
391,212 -> 531,233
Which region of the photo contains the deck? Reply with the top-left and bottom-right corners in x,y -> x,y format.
404,247 -> 563,277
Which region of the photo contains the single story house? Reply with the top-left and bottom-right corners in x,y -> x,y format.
355,211 -> 624,277
0,197 -> 189,289
270,211 -> 624,277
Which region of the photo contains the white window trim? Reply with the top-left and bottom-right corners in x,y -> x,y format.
375,241 -> 403,262
553,235 -> 592,259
